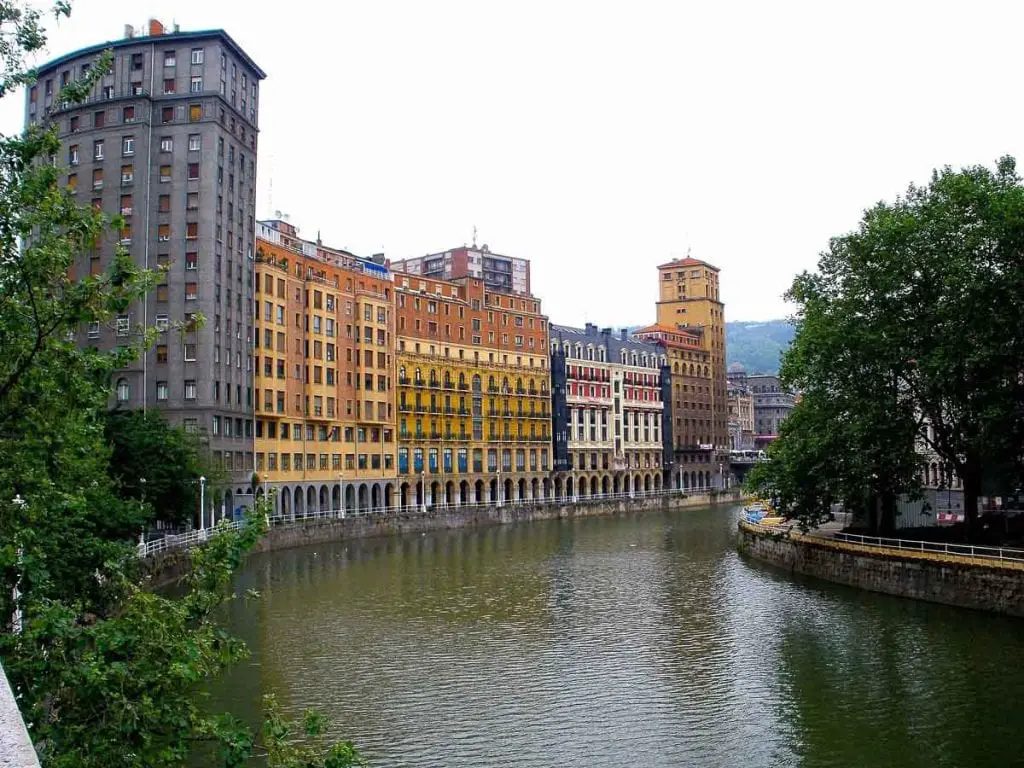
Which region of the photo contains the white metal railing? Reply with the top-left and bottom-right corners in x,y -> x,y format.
139,487 -> 736,559
831,531 -> 1024,564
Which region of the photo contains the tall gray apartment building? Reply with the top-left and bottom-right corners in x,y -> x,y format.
25,19 -> 265,503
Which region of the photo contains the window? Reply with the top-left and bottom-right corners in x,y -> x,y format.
155,314 -> 169,331
161,106 -> 173,123
163,78 -> 175,94
187,162 -> 199,180
121,135 -> 135,155
159,165 -> 171,182
86,321 -> 99,338
67,173 -> 77,192
116,379 -> 130,402
156,344 -> 168,363
188,103 -> 202,122
115,314 -> 130,337
156,381 -> 168,401
158,224 -> 170,242
156,285 -> 168,302
191,47 -> 204,64
186,192 -> 199,210
185,282 -> 198,300
160,136 -> 173,152
94,110 -> 105,127
185,252 -> 198,270
184,380 -> 197,400
190,76 -> 202,92
91,168 -> 103,190
186,222 -> 198,239
184,344 -> 197,361
93,140 -> 104,160
120,164 -> 134,185
188,133 -> 201,151
164,50 -> 176,67
158,194 -> 170,213
130,53 -> 143,70
68,145 -> 79,165
70,115 -> 79,132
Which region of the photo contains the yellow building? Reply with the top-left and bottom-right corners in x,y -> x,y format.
393,270 -> 552,507
253,219 -> 398,518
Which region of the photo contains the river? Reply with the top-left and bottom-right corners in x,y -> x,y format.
213,503 -> 1024,767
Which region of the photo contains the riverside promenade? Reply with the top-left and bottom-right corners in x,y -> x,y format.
738,518 -> 1024,616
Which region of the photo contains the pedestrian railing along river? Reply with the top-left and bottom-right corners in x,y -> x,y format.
831,532 -> 1024,564
138,487 -> 724,559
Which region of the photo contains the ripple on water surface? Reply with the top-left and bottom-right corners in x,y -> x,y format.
213,507 -> 1024,768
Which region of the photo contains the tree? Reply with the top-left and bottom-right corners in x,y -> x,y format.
0,3 -> 363,765
749,158 -> 1024,536
104,409 -> 224,528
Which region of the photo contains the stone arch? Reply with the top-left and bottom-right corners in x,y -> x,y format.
346,484 -> 357,511
459,480 -> 470,505
518,478 -> 527,502
704,470 -> 711,489
306,486 -> 317,515
489,479 -> 498,503
445,479 -> 455,506
623,475 -> 631,493
294,486 -> 304,517
654,473 -> 662,490
279,487 -> 291,519
358,483 -> 369,513
504,478 -> 514,503
554,476 -> 563,499
690,470 -> 698,489
602,476 -> 610,495
223,489 -> 233,523
371,483 -> 382,511
635,473 -> 644,492
590,476 -> 599,495
531,477 -> 539,501
542,477 -> 550,499
578,476 -> 587,497
384,482 -> 395,510
643,474 -> 651,491
415,480 -> 424,507
332,484 -> 341,512
474,479 -> 484,503
612,475 -> 620,494
567,476 -> 575,498
319,485 -> 329,513
399,482 -> 410,509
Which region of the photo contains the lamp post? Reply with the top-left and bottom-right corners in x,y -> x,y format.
199,475 -> 207,536
497,466 -> 502,508
338,473 -> 345,519
421,470 -> 427,514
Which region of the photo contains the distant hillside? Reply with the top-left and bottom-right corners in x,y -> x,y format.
725,320 -> 794,375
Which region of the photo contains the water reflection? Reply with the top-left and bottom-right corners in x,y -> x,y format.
211,506 -> 1024,767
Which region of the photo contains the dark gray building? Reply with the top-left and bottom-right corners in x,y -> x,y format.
25,20 -> 265,501
747,373 -> 796,446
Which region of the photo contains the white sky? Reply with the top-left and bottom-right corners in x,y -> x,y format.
3,0 -> 1022,325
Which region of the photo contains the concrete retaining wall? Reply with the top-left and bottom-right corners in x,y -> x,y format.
737,524 -> 1024,617
1,662 -> 39,767
148,490 -> 741,585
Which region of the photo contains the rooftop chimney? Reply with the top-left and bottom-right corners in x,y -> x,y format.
124,24 -> 134,39
148,18 -> 166,36
620,328 -> 629,340
584,323 -> 596,335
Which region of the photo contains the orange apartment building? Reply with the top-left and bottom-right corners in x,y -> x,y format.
634,255 -> 730,490
254,219 -> 397,517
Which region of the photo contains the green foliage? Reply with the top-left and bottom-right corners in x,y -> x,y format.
725,320 -> 795,375
104,409 -> 225,527
0,3 -> 365,766
750,157 -> 1024,534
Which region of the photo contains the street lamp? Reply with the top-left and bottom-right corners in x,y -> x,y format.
198,475 -> 207,535
497,466 -> 502,508
421,470 -> 427,514
338,473 -> 345,519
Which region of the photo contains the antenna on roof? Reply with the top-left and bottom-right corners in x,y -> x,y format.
472,225 -> 477,248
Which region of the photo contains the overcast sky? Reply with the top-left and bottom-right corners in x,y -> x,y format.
3,1 -> 1022,325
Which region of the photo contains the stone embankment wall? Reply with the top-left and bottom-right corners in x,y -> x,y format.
148,490 -> 742,585
737,523 -> 1024,617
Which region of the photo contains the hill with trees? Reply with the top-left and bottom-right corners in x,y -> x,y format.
725,320 -> 795,374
